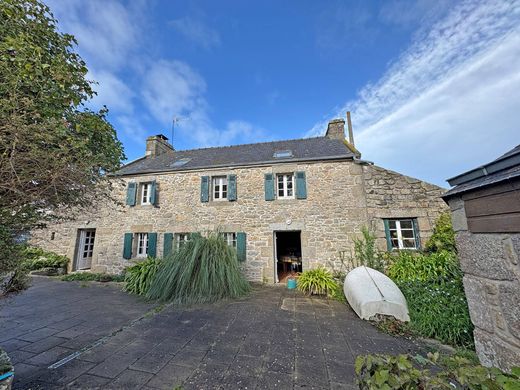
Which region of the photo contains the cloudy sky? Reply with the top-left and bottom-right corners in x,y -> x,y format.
46,0 -> 519,187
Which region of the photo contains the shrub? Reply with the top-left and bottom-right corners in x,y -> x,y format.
22,246 -> 69,270
124,258 -> 161,296
146,232 -> 250,305
0,348 -> 13,376
0,226 -> 30,294
352,226 -> 386,272
387,250 -> 461,283
61,273 -> 124,282
297,267 -> 338,296
425,212 -> 456,253
355,352 -> 520,389
400,279 -> 474,348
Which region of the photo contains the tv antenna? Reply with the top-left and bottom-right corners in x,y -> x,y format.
171,116 -> 189,141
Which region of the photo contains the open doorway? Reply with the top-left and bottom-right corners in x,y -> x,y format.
274,231 -> 302,283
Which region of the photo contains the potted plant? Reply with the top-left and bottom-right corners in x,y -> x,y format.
0,348 -> 14,390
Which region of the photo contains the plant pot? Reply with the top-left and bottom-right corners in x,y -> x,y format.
0,372 -> 14,390
287,278 -> 297,289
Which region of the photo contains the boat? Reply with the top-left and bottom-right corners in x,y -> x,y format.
343,266 -> 410,322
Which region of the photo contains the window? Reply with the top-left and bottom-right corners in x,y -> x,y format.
136,233 -> 149,257
273,150 -> 293,159
277,173 -> 294,199
385,219 -> 418,250
212,176 -> 228,201
223,232 -> 237,248
170,158 -> 191,168
175,233 -> 190,249
141,183 -> 152,205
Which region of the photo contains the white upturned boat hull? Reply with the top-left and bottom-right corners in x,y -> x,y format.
343,266 -> 410,322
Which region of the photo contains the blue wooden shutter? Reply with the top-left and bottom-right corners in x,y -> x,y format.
236,232 -> 246,262
295,171 -> 307,199
227,174 -> 237,201
201,176 -> 209,202
163,233 -> 173,257
383,219 -> 392,251
126,182 -> 137,206
412,219 -> 421,249
148,233 -> 157,258
264,173 -> 275,201
150,180 -> 157,206
123,233 -> 133,259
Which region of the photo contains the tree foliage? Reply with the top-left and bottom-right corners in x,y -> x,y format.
0,0 -> 125,285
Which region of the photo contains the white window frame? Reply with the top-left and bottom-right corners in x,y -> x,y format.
387,219 -> 417,250
223,232 -> 237,248
175,233 -> 190,249
277,173 -> 295,199
212,176 -> 228,201
136,233 -> 149,257
141,182 -> 152,205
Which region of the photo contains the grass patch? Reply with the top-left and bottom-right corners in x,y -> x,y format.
61,273 -> 124,282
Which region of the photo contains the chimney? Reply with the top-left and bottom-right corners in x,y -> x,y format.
346,111 -> 355,147
325,118 -> 345,140
145,134 -> 174,158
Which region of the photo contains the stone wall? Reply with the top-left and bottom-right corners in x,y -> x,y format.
31,159 -> 448,282
447,197 -> 520,371
362,164 -> 448,251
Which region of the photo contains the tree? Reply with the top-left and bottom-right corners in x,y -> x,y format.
0,0 -> 125,288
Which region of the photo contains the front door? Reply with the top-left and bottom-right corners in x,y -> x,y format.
76,229 -> 95,270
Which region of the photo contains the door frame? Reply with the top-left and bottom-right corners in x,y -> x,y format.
273,230 -> 302,283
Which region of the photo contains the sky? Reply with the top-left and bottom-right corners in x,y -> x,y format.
45,0 -> 520,187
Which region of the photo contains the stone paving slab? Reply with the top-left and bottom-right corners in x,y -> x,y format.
1,276 -> 427,389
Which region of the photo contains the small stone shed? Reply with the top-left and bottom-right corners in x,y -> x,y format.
443,145 -> 520,371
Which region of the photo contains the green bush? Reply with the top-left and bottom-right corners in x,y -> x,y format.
0,225 -> 30,294
355,352 -> 520,389
146,232 -> 250,305
22,246 -> 69,270
0,348 -> 13,376
400,279 -> 474,348
387,250 -> 461,283
297,267 -> 338,296
61,272 -> 124,282
425,212 -> 456,253
124,258 -> 160,296
352,226 -> 386,272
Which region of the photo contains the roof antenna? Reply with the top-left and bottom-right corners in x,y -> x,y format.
171,116 -> 189,142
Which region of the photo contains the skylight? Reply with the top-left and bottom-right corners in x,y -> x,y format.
170,158 -> 191,167
273,150 -> 293,158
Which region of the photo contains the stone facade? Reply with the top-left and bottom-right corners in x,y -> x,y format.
31,159 -> 447,283
446,197 -> 520,371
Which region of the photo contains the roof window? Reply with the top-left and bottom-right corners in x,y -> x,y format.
170,158 -> 191,168
273,150 -> 293,159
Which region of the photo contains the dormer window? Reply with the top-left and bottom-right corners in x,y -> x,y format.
273,150 -> 293,159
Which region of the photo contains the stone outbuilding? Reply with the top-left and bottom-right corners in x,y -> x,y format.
443,144 -> 520,371
31,117 -> 448,283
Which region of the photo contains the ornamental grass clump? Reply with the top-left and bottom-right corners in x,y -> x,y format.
297,267 -> 338,296
124,257 -> 161,296
146,232 -> 250,305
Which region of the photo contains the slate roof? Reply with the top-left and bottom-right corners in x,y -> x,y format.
443,144 -> 520,198
115,136 -> 356,176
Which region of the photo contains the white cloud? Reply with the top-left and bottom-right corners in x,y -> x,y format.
308,0 -> 520,186
170,17 -> 221,49
88,70 -> 135,114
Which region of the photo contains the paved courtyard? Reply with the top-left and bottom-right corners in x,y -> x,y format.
0,277 -> 425,389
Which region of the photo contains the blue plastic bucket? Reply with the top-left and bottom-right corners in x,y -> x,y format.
287,278 -> 297,289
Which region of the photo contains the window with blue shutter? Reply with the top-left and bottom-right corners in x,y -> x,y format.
383,218 -> 419,250
148,232 -> 157,258
236,232 -> 246,262
295,171 -> 307,199
264,173 -> 275,201
150,180 -> 157,206
227,174 -> 237,201
201,176 -> 209,202
126,182 -> 137,206
163,233 -> 173,257
123,233 -> 133,259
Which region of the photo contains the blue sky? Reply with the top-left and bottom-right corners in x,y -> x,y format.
46,0 -> 519,187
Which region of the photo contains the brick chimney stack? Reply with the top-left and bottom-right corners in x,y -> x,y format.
145,134 -> 174,158
325,119 -> 345,140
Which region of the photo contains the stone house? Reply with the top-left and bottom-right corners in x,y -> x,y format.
31,118 -> 447,283
443,144 -> 520,371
